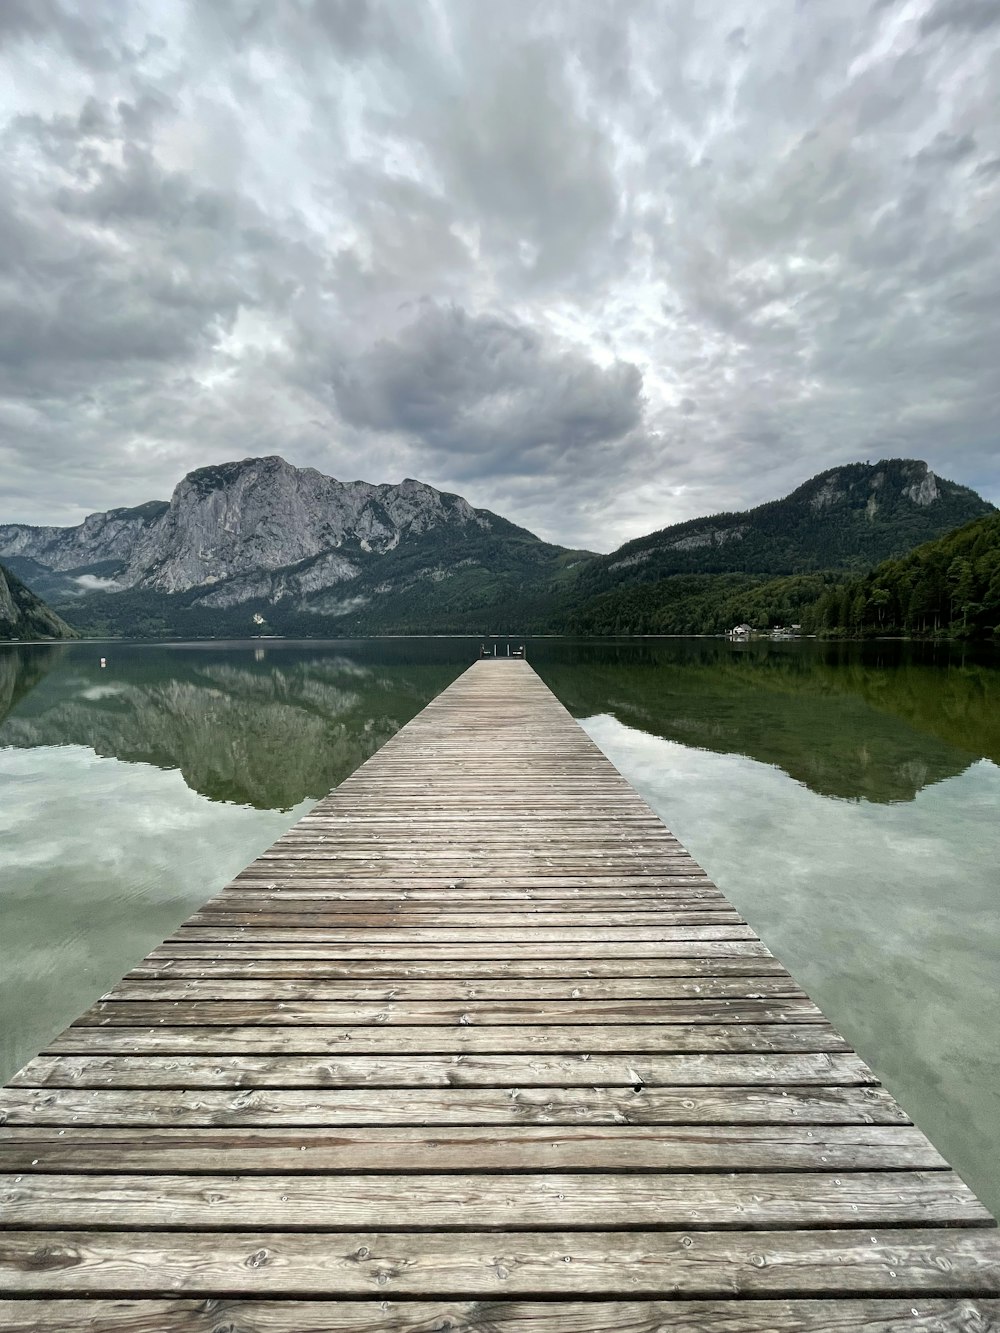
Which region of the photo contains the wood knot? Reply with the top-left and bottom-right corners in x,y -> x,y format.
26,1243 -> 81,1271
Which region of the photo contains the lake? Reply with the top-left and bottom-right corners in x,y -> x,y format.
1,636 -> 998,1217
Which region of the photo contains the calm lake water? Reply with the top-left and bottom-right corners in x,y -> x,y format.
1,636 -> 998,1215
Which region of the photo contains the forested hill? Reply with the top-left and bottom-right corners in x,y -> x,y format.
0,564 -> 78,641
556,461 -> 996,639
572,460 -> 993,602
812,512 -> 1000,639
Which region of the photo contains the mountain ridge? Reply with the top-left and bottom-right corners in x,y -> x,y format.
579,460 -> 994,590
0,455 -> 993,638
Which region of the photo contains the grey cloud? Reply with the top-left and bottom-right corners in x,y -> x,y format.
207,0 -> 621,290
914,132 -> 977,166
200,0 -> 405,60
333,305 -> 644,481
0,97 -> 312,386
0,0 -> 160,69
920,0 -> 1000,35
407,38 -> 620,288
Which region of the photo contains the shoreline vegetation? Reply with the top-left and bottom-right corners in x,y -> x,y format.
3,628 -> 999,648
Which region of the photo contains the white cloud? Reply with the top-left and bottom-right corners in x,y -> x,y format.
72,574 -> 123,593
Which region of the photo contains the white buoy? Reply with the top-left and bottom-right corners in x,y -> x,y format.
100,657 -> 106,668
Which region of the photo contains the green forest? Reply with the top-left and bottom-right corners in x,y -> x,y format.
810,512 -> 1000,640
560,514 -> 1000,642
562,572 -> 837,636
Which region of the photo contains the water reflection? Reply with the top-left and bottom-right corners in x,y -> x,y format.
531,638 -> 1000,803
4,637 -> 999,808
0,640 -> 473,809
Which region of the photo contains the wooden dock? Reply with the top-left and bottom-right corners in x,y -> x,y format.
1,658 -> 998,1330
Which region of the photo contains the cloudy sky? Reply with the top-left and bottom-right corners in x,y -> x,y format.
1,0 -> 999,550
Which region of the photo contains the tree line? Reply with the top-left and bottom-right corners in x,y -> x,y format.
562,513 -> 1000,641
809,513 -> 1000,640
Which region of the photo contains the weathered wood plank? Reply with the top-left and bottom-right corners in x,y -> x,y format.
125,956 -> 790,979
3,1171 -> 988,1229
42,1021 -> 852,1055
214,882 -> 725,897
148,940 -> 776,959
7,1051 -> 875,1090
0,1084 -> 910,1126
180,897 -> 741,918
2,1298 -> 998,1332
101,976 -> 807,1002
0,1124 -> 949,1174
168,926 -> 760,943
186,910 -> 743,927
73,997 -> 825,1027
2,1228 -> 999,1296
225,875 -> 719,886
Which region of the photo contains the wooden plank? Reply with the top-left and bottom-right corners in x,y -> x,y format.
229,874 -> 720,885
186,910 -> 744,927
100,976 -> 807,1002
269,831 -> 685,843
2,1228 -> 999,1296
167,926 -> 759,943
0,1085 -> 910,1126
148,941 -> 775,959
250,818 -> 676,825
2,1171 -> 988,1229
42,1022 -> 852,1055
0,1125 -> 950,1174
124,959 -> 790,982
210,892 -> 731,907
244,866 -> 712,880
124,957 -> 791,979
72,998 -> 825,1027
8,1051 -> 876,1090
3,1298 -> 999,1332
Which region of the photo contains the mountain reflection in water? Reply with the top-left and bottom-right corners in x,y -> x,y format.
3,636 -> 998,808
530,637 -> 1000,805
0,640 -> 474,809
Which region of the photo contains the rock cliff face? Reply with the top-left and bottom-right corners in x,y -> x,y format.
0,503 -> 168,575
0,457 -> 496,602
124,458 -> 491,594
0,564 -> 78,641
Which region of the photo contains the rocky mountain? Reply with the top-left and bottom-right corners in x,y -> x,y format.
0,457 -> 499,596
0,456 -> 586,636
0,455 -> 993,638
0,563 -> 78,642
575,460 -> 993,594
